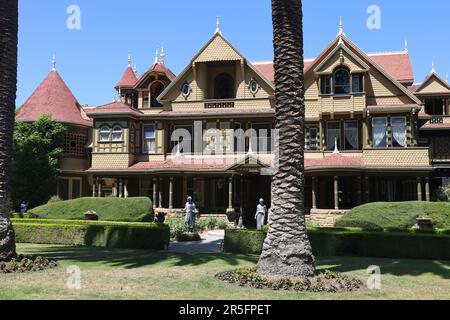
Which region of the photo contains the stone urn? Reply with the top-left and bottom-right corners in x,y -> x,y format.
84,210 -> 99,221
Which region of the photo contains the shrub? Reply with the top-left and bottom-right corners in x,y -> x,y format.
13,220 -> 170,250
29,197 -> 154,222
47,195 -> 63,204
336,201 -> 450,230
224,228 -> 450,260
166,217 -> 228,239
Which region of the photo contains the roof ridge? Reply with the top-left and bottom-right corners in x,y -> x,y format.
367,50 -> 407,56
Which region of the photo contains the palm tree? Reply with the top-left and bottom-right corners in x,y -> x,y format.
0,0 -> 18,261
257,0 -> 316,278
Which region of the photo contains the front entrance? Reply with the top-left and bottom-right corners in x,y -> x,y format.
241,175 -> 271,229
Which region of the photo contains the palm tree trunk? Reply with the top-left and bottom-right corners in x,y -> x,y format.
257,0 -> 316,278
0,0 -> 18,261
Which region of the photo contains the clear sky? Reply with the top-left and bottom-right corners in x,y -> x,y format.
17,0 -> 450,107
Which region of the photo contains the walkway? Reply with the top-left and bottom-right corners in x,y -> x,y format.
166,230 -> 225,253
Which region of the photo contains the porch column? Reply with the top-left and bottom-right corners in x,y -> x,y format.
334,176 -> 339,210
152,178 -> 157,209
124,181 -> 128,199
158,178 -> 163,209
312,176 -> 318,210
98,178 -> 102,198
417,177 -> 423,201
118,179 -> 124,198
228,176 -> 233,210
443,98 -> 446,116
356,176 -> 362,205
92,178 -> 96,197
112,181 -> 118,197
169,177 -> 174,209
364,176 -> 370,203
425,177 -> 431,202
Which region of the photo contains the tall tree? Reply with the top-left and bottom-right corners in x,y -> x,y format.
12,115 -> 66,209
0,0 -> 18,261
257,0 -> 316,277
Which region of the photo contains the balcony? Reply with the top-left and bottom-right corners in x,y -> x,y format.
363,148 -> 431,168
421,116 -> 450,130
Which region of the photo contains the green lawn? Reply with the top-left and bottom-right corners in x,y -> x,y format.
1,244 -> 449,300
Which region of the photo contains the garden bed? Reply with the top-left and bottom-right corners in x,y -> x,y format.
0,254 -> 58,274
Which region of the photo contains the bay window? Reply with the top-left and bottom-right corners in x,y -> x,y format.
344,121 -> 358,150
372,117 -> 388,148
327,122 -> 341,150
143,124 -> 156,153
391,117 -> 407,147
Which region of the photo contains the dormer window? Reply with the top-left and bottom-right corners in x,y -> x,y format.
214,73 -> 235,100
333,68 -> 350,95
112,125 -> 123,142
99,125 -> 111,142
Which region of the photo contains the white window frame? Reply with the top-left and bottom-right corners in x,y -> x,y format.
112,125 -> 123,142
391,116 -> 407,148
99,125 -> 111,142
372,117 -> 388,148
142,124 -> 156,154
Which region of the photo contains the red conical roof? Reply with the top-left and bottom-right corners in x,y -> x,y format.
116,66 -> 138,88
16,70 -> 92,127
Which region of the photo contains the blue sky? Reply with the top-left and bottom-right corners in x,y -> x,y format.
17,0 -> 450,107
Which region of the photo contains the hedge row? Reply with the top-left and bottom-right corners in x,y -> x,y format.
13,220 -> 170,250
224,229 -> 450,260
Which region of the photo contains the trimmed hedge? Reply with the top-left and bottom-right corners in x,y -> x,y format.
224,228 -> 450,260
13,220 -> 170,250
336,201 -> 450,230
29,197 -> 154,222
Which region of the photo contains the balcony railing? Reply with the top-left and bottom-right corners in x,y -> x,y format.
423,115 -> 450,128
204,100 -> 235,109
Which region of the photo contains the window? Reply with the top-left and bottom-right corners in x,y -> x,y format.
99,125 -> 111,142
333,69 -> 350,95
150,82 -> 165,108
142,91 -> 150,108
308,128 -> 318,151
327,122 -> 341,150
391,117 -> 407,148
181,81 -> 191,97
372,117 -> 387,148
352,74 -> 364,93
253,123 -> 272,153
320,76 -> 332,94
143,124 -> 156,153
112,125 -> 123,142
64,133 -> 87,156
344,121 -> 358,150
214,73 -> 235,99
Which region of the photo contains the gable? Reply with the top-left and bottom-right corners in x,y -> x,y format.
314,44 -> 369,74
416,74 -> 450,95
194,34 -> 243,63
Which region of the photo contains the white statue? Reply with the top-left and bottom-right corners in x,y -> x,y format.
184,196 -> 197,233
254,198 -> 267,231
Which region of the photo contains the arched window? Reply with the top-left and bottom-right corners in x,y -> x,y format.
333,68 -> 350,95
99,125 -> 111,142
150,82 -> 165,108
214,73 -> 235,99
112,125 -> 123,142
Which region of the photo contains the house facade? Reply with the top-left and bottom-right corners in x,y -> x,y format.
16,23 -> 450,226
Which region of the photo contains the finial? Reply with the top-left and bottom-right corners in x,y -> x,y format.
51,53 -> 56,71
338,17 -> 345,36
215,16 -> 221,35
133,63 -> 137,76
154,48 -> 159,64
431,60 -> 436,74
128,52 -> 132,67
404,39 -> 408,53
446,73 -> 449,84
160,44 -> 165,65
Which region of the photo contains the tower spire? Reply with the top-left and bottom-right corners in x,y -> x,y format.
404,39 -> 408,53
133,63 -> 137,76
215,16 -> 221,35
160,44 -> 165,65
154,48 -> 159,65
128,52 -> 132,67
338,17 -> 345,36
51,53 -> 56,71
431,60 -> 436,74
